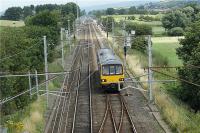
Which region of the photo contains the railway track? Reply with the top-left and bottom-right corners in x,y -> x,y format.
45,23 -> 92,133
89,22 -> 138,133
97,94 -> 137,133
71,23 -> 92,133
45,20 -> 163,133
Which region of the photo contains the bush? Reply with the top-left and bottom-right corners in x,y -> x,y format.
168,27 -> 184,36
127,16 -> 135,20
152,51 -> 169,66
131,36 -> 147,52
139,15 -> 154,21
126,23 -> 152,35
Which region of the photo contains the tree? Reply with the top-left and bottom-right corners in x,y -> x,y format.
89,10 -> 105,18
126,23 -> 152,35
118,9 -> 126,15
23,6 -> 33,19
25,10 -> 58,27
80,10 -> 86,16
168,27 -> 184,36
35,4 -> 59,13
176,21 -> 200,112
129,6 -> 137,14
0,28 -> 35,115
162,10 -> 190,30
101,16 -> 114,37
61,2 -> 80,17
131,36 -> 147,52
62,13 -> 76,31
127,16 -> 135,20
106,8 -> 115,15
3,7 -> 23,20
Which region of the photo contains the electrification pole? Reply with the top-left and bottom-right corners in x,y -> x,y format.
123,20 -> 127,71
76,0 -> 79,21
61,28 -> 64,69
112,20 -> 114,52
43,36 -> 48,107
68,20 -> 71,45
28,71 -> 32,99
35,70 -> 39,98
148,35 -> 153,102
106,16 -> 108,38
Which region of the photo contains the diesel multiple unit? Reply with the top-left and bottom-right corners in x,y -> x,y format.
97,48 -> 124,90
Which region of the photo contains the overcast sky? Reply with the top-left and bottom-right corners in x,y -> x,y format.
0,0 -> 132,12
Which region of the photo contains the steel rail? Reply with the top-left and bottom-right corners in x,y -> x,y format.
108,95 -> 118,133
45,39 -> 82,133
88,23 -> 94,133
117,94 -> 124,133
120,94 -> 137,133
71,46 -> 84,133
51,42 -> 82,133
98,95 -> 109,133
57,40 -> 84,132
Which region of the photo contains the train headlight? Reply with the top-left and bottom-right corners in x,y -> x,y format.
101,79 -> 107,82
119,78 -> 124,81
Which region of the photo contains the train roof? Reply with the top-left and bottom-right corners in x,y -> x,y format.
97,48 -> 122,65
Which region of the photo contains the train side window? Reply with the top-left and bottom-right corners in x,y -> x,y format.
116,65 -> 122,74
110,65 -> 115,75
102,65 -> 109,75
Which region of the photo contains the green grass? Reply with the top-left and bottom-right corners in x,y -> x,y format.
0,20 -> 25,27
152,37 -> 183,66
152,26 -> 166,36
105,14 -> 166,36
107,22 -> 200,132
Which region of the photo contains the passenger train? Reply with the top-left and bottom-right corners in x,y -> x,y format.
97,48 -> 124,90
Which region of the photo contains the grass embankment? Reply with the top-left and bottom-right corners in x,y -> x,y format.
104,27 -> 200,132
0,20 -> 25,27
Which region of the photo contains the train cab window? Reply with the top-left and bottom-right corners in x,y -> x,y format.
115,65 -> 123,74
102,66 -> 109,75
110,65 -> 115,75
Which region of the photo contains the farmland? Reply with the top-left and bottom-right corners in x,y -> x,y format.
104,14 -> 165,36
0,20 -> 25,27
152,37 -> 183,66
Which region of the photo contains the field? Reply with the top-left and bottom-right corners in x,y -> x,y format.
103,14 -> 166,36
152,37 -> 183,66
0,20 -> 25,27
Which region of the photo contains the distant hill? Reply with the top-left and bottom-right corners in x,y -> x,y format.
82,0 -> 159,12
147,0 -> 200,10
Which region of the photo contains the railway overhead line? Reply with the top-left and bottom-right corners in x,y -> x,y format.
45,19 -> 166,133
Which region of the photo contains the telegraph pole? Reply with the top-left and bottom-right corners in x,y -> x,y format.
43,36 -> 49,107
148,35 -> 153,102
61,28 -> 64,69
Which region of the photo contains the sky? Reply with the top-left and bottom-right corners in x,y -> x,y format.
0,0 -> 132,12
